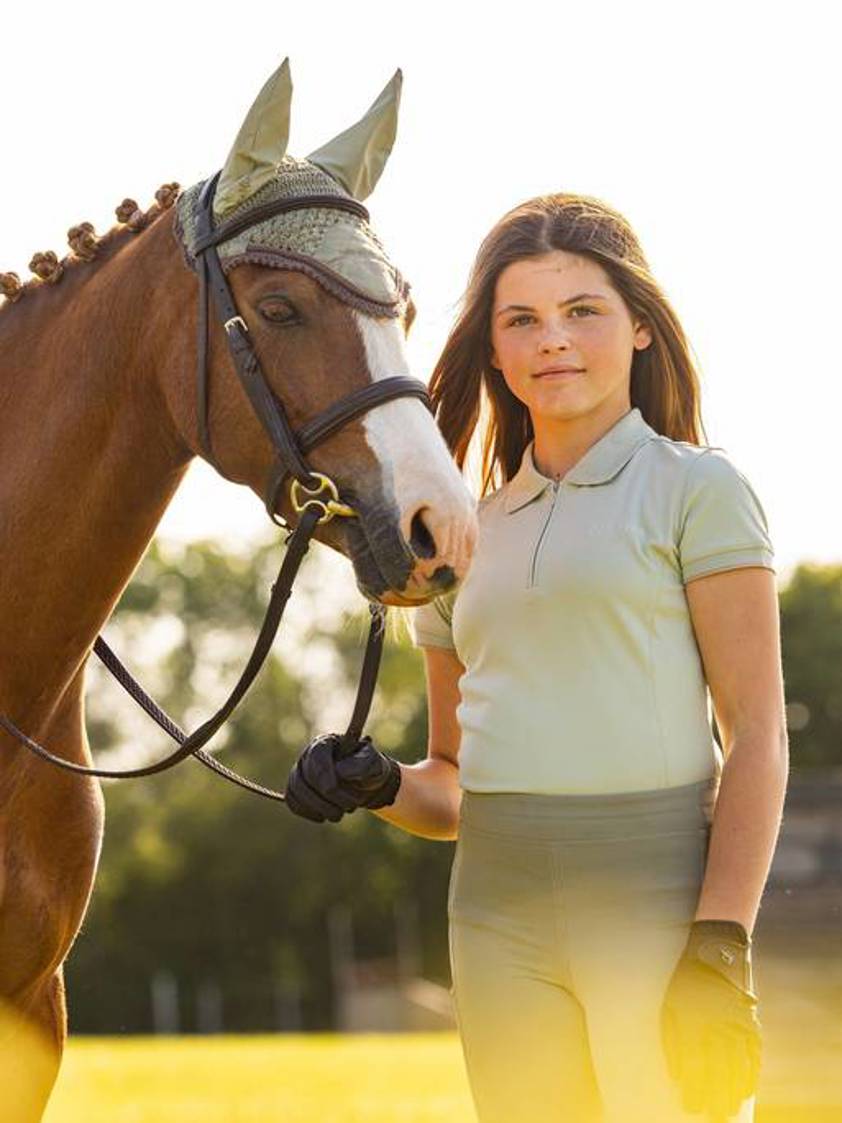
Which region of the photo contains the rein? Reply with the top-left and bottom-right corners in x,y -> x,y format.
0,171 -> 433,800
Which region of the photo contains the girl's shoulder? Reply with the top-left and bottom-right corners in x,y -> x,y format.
646,430 -> 728,464
641,433 -> 749,492
641,437 -> 771,551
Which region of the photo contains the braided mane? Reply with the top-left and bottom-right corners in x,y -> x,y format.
0,183 -> 180,317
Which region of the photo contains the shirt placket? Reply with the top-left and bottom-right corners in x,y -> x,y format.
527,479 -> 562,589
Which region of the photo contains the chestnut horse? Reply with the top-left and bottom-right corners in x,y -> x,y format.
0,64 -> 476,1120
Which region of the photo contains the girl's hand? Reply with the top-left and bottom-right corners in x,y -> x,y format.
660,920 -> 762,1120
284,733 -> 401,823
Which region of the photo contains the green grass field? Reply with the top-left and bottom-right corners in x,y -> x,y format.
39,1033 -> 842,1123
44,1034 -> 475,1123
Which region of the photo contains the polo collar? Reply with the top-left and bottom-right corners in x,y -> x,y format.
503,407 -> 657,514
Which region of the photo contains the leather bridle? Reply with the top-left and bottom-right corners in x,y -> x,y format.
190,170 -> 431,521
0,171 -> 434,802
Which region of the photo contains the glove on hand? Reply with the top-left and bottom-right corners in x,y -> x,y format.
332,734 -> 402,809
661,919 -> 762,1122
284,733 -> 401,824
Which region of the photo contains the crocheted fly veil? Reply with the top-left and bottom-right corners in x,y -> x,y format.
175,60 -> 408,318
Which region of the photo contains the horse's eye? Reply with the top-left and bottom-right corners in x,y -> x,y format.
259,297 -> 301,326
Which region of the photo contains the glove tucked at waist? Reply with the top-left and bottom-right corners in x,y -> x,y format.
284,733 -> 402,823
661,919 -> 762,1122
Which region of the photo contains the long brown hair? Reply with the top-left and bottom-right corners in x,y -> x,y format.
429,193 -> 708,498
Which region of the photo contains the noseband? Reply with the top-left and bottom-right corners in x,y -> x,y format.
0,173 -> 434,801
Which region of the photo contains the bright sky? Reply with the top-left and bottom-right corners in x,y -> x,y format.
2,1 -> 838,590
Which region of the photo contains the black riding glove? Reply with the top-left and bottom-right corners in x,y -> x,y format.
661,919 -> 762,1121
284,733 -> 401,824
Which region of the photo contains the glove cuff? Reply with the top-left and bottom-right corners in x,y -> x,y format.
684,919 -> 755,995
690,919 -> 750,946
360,754 -> 402,809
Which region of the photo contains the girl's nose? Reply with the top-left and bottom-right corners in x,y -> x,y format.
538,327 -> 573,353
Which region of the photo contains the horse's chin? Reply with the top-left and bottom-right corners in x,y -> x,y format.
352,557 -> 457,606
336,503 -> 455,606
363,587 -> 441,608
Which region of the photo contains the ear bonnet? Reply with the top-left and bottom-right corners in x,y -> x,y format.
174,62 -> 409,319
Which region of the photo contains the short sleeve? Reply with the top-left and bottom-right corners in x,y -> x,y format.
408,587 -> 458,649
678,448 -> 775,583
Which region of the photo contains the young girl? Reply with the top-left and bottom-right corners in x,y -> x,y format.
284,193 -> 789,1123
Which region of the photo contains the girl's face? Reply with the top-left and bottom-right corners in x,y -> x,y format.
489,250 -> 652,427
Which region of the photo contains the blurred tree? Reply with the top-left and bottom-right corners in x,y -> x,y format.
66,543 -> 841,1032
780,563 -> 842,768
66,537 -> 454,1033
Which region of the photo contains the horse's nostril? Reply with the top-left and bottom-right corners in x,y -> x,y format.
431,564 -> 456,590
409,507 -> 436,560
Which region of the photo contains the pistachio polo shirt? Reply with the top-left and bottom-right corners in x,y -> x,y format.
409,407 -> 775,795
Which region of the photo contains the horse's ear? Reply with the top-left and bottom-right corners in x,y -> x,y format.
307,69 -> 402,201
214,57 -> 293,218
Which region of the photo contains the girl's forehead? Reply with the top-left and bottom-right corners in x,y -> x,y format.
494,252 -> 611,300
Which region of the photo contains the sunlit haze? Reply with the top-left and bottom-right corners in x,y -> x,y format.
2,1 -> 837,593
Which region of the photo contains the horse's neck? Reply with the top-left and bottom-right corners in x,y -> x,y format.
0,216 -> 194,711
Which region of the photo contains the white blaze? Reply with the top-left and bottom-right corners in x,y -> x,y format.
353,313 -> 477,586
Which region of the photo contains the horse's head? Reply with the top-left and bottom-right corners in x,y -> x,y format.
170,60 -> 476,607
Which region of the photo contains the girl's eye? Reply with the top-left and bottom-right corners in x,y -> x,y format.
570,305 -> 596,317
507,314 -> 534,327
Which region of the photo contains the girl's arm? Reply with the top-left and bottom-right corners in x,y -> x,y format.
370,645 -> 464,842
684,564 -> 789,934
